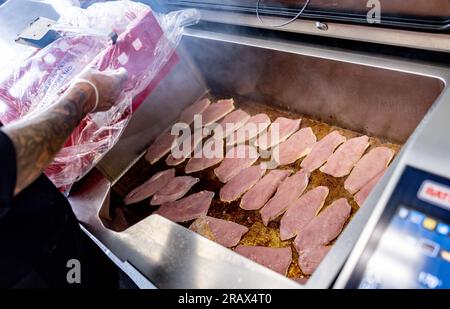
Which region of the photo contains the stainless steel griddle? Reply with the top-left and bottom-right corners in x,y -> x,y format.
68,15 -> 450,287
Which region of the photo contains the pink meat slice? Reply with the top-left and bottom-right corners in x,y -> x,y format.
124,169 -> 175,205
201,99 -> 235,126
220,165 -> 267,202
178,98 -> 211,125
212,109 -> 250,140
190,216 -> 249,248
145,130 -> 178,165
234,245 -> 292,276
344,147 -> 394,194
320,135 -> 370,177
214,145 -> 260,183
301,131 -> 346,172
240,169 -> 292,210
166,129 -> 205,166
227,113 -> 271,146
154,191 -> 214,222
279,186 -> 329,240
260,170 -> 309,226
298,246 -> 331,275
185,138 -> 224,174
166,155 -> 184,167
273,127 -> 317,166
354,170 -> 386,207
150,176 -> 199,205
256,117 -> 301,150
294,198 -> 351,252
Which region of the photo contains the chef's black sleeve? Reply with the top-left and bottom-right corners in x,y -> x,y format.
0,130 -> 17,218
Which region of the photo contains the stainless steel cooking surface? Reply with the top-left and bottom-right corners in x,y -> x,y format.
69,27 -> 450,288
109,97 -> 401,281
181,37 -> 442,144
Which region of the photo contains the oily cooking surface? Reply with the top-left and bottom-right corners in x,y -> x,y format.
110,97 -> 401,279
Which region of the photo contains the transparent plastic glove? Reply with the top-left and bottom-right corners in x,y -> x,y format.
72,67 -> 128,114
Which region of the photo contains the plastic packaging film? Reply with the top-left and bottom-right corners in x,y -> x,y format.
0,0 -> 200,193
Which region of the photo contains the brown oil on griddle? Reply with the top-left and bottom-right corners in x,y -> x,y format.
110,97 -> 401,281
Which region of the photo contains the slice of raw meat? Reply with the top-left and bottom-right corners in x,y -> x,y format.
344,147 -> 394,194
294,198 -> 351,252
212,109 -> 250,140
240,169 -> 292,210
227,113 -> 271,146
220,165 -> 267,202
354,170 -> 385,207
145,130 -> 178,164
298,246 -> 331,275
178,98 -> 211,125
166,129 -> 205,166
279,186 -> 329,240
185,138 -> 224,174
124,169 -> 175,205
273,127 -> 317,166
214,145 -> 260,183
190,216 -> 249,248
256,117 -> 301,150
293,277 -> 308,285
301,131 -> 346,172
320,135 -> 370,177
201,99 -> 235,126
154,191 -> 214,222
260,170 -> 309,226
150,176 -> 199,205
234,245 -> 292,275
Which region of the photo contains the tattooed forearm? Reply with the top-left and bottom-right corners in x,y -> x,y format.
3,86 -> 93,195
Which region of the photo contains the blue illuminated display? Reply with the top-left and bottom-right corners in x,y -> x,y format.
358,207 -> 450,289
347,166 -> 450,289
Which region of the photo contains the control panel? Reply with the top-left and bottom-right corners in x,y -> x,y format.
344,166 -> 450,289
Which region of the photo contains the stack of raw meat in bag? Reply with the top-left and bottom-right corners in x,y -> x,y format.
0,0 -> 199,193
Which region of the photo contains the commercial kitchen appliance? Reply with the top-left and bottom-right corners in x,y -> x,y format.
6,0 -> 450,288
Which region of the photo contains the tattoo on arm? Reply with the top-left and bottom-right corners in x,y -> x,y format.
3,87 -> 90,195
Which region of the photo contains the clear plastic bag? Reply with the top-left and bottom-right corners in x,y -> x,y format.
0,1 -> 199,193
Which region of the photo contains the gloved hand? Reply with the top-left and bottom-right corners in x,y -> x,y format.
71,67 -> 128,115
